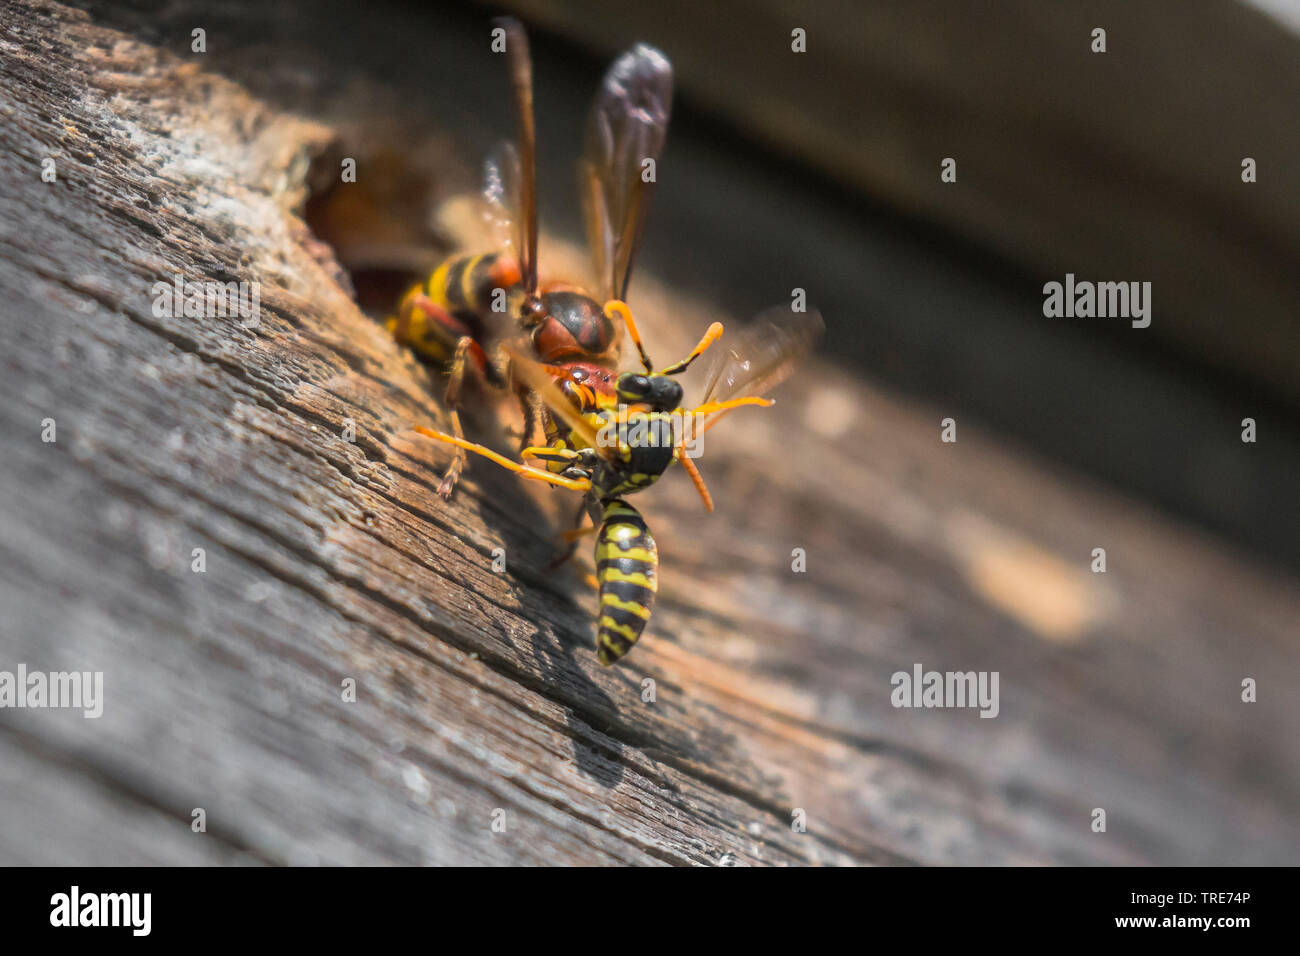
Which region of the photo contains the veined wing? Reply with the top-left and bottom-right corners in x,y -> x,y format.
579,43 -> 673,304
701,307 -> 824,406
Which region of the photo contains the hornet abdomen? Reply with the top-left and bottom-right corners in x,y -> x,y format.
387,252 -> 522,364
594,499 -> 657,665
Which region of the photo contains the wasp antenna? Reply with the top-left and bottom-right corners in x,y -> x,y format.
604,300 -> 653,372
660,322 -> 723,376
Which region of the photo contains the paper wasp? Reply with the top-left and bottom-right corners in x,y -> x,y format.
418,310 -> 819,664
396,18 -> 822,663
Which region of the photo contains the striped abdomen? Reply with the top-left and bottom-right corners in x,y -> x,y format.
387,252 -> 522,364
594,499 -> 657,665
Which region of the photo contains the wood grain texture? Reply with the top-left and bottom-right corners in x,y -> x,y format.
1,0 -> 1298,866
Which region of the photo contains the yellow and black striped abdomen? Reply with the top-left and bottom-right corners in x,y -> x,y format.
386,252 -> 521,364
431,251 -> 520,318
594,499 -> 657,665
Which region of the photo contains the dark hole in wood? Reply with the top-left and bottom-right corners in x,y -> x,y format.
300,135 -> 459,317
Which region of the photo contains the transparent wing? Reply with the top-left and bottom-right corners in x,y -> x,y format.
701,307 -> 825,405
494,17 -> 538,293
579,43 -> 673,304
482,141 -> 522,262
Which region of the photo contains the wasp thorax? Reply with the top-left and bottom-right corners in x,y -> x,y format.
617,373 -> 682,411
530,290 -> 616,360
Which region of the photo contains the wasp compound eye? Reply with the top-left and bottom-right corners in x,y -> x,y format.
617,373 -> 650,398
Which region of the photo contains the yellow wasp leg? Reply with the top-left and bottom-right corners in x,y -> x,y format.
548,497 -> 594,572
573,556 -> 600,592
414,427 -> 592,493
699,407 -> 735,436
689,396 -> 774,418
561,524 -> 599,542
520,445 -> 580,464
553,532 -> 600,583
687,396 -> 777,441
676,445 -> 714,512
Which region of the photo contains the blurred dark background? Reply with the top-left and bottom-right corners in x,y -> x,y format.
84,0 -> 1300,568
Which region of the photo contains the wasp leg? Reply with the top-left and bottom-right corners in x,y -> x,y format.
561,524 -> 599,542
690,395 -> 774,419
548,497 -> 596,570
519,448 -> 600,567
604,299 -> 654,373
675,443 -> 714,512
563,529 -> 601,591
436,335 -> 493,498
501,346 -> 548,453
516,388 -> 545,453
522,446 -> 603,484
521,445 -> 579,465
415,426 -> 592,493
388,290 -> 497,499
574,559 -> 600,592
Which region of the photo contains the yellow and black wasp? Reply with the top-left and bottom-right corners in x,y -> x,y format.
418,310 -> 821,665
399,18 -> 823,663
388,17 -> 675,498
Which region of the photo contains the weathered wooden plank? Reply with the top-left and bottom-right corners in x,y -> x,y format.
0,730 -> 259,865
0,0 -> 1297,867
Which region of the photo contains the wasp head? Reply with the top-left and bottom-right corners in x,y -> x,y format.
616,372 -> 682,411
